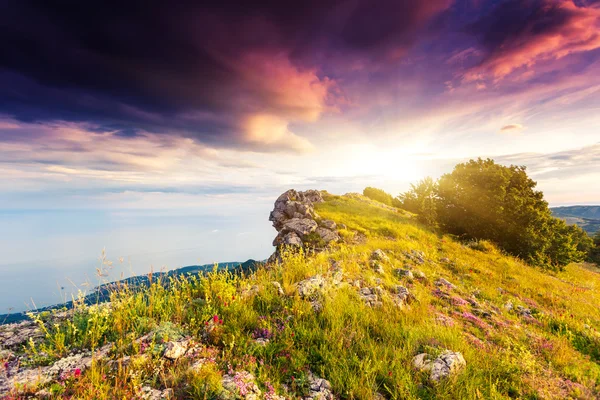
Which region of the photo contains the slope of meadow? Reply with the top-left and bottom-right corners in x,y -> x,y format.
1,193 -> 599,399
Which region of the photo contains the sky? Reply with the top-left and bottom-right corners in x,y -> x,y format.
1,0 -> 600,212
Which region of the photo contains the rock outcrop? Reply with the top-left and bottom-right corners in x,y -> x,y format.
269,190 -> 340,258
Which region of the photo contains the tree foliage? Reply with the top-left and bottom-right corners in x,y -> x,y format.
398,158 -> 590,270
363,187 -> 393,206
590,230 -> 600,265
396,177 -> 437,225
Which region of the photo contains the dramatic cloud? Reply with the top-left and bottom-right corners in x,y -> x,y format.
466,0 -> 600,82
1,0 -> 600,207
0,0 -> 452,152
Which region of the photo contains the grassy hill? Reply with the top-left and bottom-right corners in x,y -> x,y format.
551,206 -> 600,235
2,193 -> 600,399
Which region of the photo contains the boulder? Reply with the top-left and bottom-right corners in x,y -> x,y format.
412,350 -> 466,383
319,219 -> 337,230
281,218 -> 318,237
269,189 -> 340,258
315,227 -> 340,244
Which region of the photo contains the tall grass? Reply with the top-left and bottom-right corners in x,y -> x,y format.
7,194 -> 600,399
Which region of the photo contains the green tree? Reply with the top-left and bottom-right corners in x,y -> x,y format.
435,158 -> 581,269
546,219 -> 588,268
590,230 -> 600,265
363,187 -> 393,206
397,177 -> 438,225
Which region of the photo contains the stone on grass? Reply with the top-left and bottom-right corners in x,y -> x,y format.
412,350 -> 466,383
394,269 -> 414,280
163,339 -> 189,360
435,278 -> 456,290
370,249 -> 390,263
305,372 -> 336,400
370,260 -> 385,274
297,275 -> 326,299
359,287 -> 383,308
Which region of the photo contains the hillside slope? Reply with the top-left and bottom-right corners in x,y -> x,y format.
1,192 -> 600,399
551,206 -> 600,235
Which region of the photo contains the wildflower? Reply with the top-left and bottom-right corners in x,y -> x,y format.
388,371 -> 392,377
74,368 -> 81,377
3,362 -> 8,370
213,315 -> 219,323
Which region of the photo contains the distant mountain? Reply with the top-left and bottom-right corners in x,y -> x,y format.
551,206 -> 600,235
0,259 -> 262,325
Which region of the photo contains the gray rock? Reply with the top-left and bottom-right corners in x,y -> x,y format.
405,250 -> 426,264
413,350 -> 466,383
282,218 -> 318,237
394,269 -> 414,280
370,260 -> 385,274
430,351 -> 466,382
371,249 -> 390,263
320,220 -> 337,230
394,285 -> 412,307
1,343 -> 112,396
516,305 -> 533,318
163,339 -> 189,360
0,320 -> 44,348
315,227 -> 340,244
297,275 -> 327,299
359,287 -> 383,307
435,278 -> 456,290
140,386 -> 173,400
305,372 -> 335,400
273,231 -> 303,247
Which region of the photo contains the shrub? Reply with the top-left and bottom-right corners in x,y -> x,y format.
363,187 -> 393,206
396,177 -> 437,225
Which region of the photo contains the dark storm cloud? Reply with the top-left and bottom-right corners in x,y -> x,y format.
465,0 -> 600,81
0,0 -> 452,151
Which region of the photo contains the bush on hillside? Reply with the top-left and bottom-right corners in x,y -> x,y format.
363,187 -> 393,206
590,230 -> 600,264
396,177 -> 437,225
399,158 -> 589,270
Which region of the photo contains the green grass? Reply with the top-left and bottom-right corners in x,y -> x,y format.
6,193 -> 600,399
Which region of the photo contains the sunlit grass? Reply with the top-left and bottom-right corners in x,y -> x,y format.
8,193 -> 600,399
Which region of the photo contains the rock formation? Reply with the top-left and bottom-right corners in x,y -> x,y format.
269,190 -> 340,258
